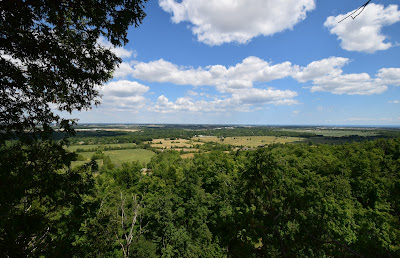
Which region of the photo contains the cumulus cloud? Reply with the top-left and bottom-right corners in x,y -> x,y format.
113,62 -> 135,78
133,56 -> 399,96
293,57 -> 392,95
388,100 -> 399,104
97,37 -> 135,58
150,95 -> 238,113
92,56 -> 400,114
230,88 -> 298,105
99,80 -> 149,111
102,80 -> 149,96
293,57 -> 349,82
133,59 -> 214,86
324,3 -> 400,53
310,73 -> 387,95
133,56 -> 294,92
377,68 -> 400,86
134,56 -> 400,96
150,87 -> 298,113
159,0 -> 316,45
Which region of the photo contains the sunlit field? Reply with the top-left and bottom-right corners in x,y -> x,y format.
192,136 -> 305,147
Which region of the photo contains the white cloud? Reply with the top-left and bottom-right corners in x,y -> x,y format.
150,87 -> 298,114
293,57 -> 349,82
293,57 -> 392,95
97,37 -> 134,58
150,95 -> 238,113
1,51 -> 24,68
230,88 -> 298,105
133,56 -> 294,92
310,73 -> 387,95
324,3 -> 400,53
102,80 -> 149,96
132,56 -> 400,97
98,80 -> 149,111
113,62 -> 135,78
159,0 -> 316,45
377,68 -> 400,86
133,59 -> 215,86
388,100 -> 399,104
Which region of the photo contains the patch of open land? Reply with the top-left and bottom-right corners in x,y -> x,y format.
67,143 -> 138,152
148,138 -> 203,150
75,128 -> 140,132
70,148 -> 155,168
192,136 -> 304,147
280,129 -> 378,137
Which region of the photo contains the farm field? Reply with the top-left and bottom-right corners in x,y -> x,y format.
104,149 -> 155,165
148,138 -> 203,150
67,143 -> 137,152
71,148 -> 155,168
192,136 -> 305,147
280,129 -> 379,137
180,153 -> 196,159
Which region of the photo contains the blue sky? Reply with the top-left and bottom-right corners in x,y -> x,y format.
70,0 -> 400,125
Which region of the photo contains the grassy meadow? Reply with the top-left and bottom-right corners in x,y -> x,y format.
280,129 -> 379,137
103,149 -> 155,165
148,138 -> 199,148
67,143 -> 138,152
192,136 -> 305,147
69,146 -> 155,168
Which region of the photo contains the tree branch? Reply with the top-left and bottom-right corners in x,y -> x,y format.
338,0 -> 372,23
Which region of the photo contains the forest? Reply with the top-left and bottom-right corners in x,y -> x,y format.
1,125 -> 400,257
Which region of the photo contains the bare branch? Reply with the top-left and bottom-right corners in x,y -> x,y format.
338,0 -> 372,23
325,232 -> 364,258
115,192 -> 141,258
273,212 -> 287,258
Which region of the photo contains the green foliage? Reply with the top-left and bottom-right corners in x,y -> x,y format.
1,0 -> 148,140
3,124 -> 400,256
91,150 -> 105,160
0,141 -> 96,256
113,161 -> 143,189
123,138 -> 399,257
0,2 -> 149,256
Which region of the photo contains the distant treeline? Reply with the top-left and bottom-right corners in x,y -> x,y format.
74,144 -> 140,153
65,128 -> 316,145
62,127 -> 400,146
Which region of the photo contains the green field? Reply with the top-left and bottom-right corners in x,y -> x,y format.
193,136 -> 304,147
103,149 -> 155,165
71,148 -> 155,168
280,129 -> 379,137
67,143 -> 137,152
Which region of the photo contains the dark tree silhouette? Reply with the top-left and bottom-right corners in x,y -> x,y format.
0,1 -> 148,255
0,0 -> 148,142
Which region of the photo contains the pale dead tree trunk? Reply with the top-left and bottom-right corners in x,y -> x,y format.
115,192 -> 140,258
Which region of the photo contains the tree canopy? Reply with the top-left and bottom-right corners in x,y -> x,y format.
0,0 -> 147,141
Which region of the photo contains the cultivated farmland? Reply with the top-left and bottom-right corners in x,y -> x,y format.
192,136 -> 304,147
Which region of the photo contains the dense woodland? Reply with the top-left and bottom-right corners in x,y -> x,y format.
2,129 -> 400,257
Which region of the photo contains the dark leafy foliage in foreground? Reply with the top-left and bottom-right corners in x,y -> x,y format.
0,141 -> 96,256
0,0 -> 147,142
